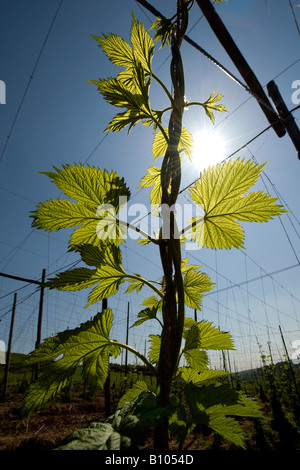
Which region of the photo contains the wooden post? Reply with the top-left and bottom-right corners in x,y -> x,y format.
222,350 -> 227,372
195,0 -> 286,138
3,293 -> 17,399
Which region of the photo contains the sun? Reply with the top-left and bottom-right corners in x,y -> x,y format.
192,129 -> 227,172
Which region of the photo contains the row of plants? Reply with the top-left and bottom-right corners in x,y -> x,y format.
231,357 -> 300,450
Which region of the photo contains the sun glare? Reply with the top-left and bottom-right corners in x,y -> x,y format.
192,130 -> 227,172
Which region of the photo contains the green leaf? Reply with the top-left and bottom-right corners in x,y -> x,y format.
184,348 -> 209,371
139,166 -> 161,206
183,319 -> 234,351
152,127 -> 193,161
90,73 -> 152,133
183,322 -> 210,371
148,334 -> 161,364
77,243 -> 121,268
142,296 -> 163,310
90,16 -> 168,134
208,416 -> 247,448
40,164 -> 128,210
107,391 -> 167,447
55,422 -> 128,450
131,295 -> 163,328
92,33 -> 134,68
125,274 -> 146,294
20,310 -> 120,420
131,14 -> 154,74
183,268 -> 214,310
179,367 -> 229,385
185,383 -> 261,419
45,266 -> 98,292
46,244 -> 126,307
184,383 -> 262,449
202,91 -> 228,124
182,317 -> 197,339
189,158 -> 287,249
31,164 -> 130,248
197,321 -> 234,350
86,265 -> 126,307
151,17 -> 173,49
92,76 -> 145,110
184,324 -> 201,351
181,257 -> 200,275
131,295 -> 162,328
168,395 -> 189,445
131,306 -> 159,328
117,380 -> 149,409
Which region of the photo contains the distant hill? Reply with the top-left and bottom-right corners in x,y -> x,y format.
233,360 -> 300,380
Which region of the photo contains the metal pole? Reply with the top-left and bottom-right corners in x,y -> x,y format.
268,341 -> 274,366
102,298 -> 111,418
3,293 -> 17,399
227,350 -> 234,386
0,271 -> 41,285
194,309 -> 197,322
36,269 -> 46,349
125,302 -> 130,375
33,269 -> 46,379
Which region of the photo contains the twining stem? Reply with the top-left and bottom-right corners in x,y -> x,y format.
179,215 -> 205,237
126,274 -> 163,299
152,73 -> 174,104
110,340 -> 157,377
118,218 -> 160,244
154,1 -> 188,450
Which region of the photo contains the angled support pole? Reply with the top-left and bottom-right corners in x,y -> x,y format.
195,0 -> 286,138
267,81 -> 300,160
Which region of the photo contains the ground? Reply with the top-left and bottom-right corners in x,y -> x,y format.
0,390 -> 228,451
0,389 -> 299,451
0,391 -> 107,450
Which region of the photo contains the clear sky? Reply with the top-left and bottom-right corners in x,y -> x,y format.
0,0 -> 300,372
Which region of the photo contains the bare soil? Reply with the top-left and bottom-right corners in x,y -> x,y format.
0,391 -> 107,450
0,390 -> 231,451
0,390 -> 299,451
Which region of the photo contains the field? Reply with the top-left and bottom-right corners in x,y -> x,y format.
0,354 -> 300,451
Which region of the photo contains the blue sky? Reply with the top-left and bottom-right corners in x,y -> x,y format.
0,0 -> 300,371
